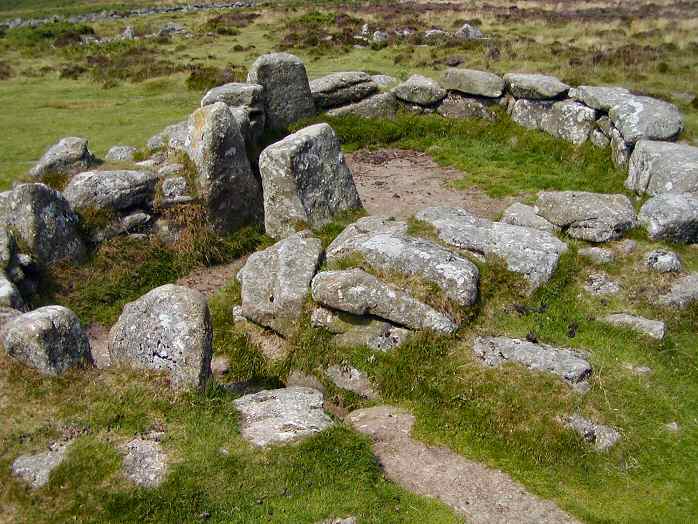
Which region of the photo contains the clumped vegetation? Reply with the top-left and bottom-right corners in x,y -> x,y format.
280,10 -> 363,52
202,11 -> 260,35
2,21 -> 95,51
185,63 -> 246,93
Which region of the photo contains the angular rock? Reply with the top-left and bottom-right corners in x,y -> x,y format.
311,269 -> 457,334
626,140 -> 698,195
454,23 -> 483,40
610,126 -> 631,169
247,52 -> 316,131
539,100 -> 597,145
609,95 -> 683,144
238,232 -> 323,337
645,249 -> 682,273
325,364 -> 378,399
638,192 -> 698,243
569,85 -> 630,111
602,313 -> 665,340
2,306 -> 91,375
579,247 -> 614,264
63,170 -> 158,212
509,99 -> 553,129
259,123 -> 362,239
657,273 -> 698,308
416,206 -> 567,291
109,284 -> 213,389
473,336 -> 592,385
105,145 -> 137,162
327,92 -> 398,120
28,137 -> 94,179
392,74 -> 447,106
0,184 -> 85,265
122,438 -> 167,488
441,68 -> 504,98
326,217 -> 479,307
310,71 -> 378,110
584,272 -> 620,296
563,415 -> 621,452
160,176 -> 194,207
504,73 -> 569,100
186,102 -> 262,233
536,191 -> 637,242
201,82 -> 266,146
500,202 -> 559,233
147,120 -> 188,152
437,93 -> 497,121
11,443 -> 70,488
233,387 -> 333,447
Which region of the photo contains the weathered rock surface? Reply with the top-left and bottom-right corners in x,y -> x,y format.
579,247 -> 614,264
310,71 -> 378,110
371,74 -> 398,87
645,249 -> 682,273
504,73 -> 569,100
2,306 -> 91,375
626,140 -> 698,195
416,206 -> 567,291
247,52 -> 316,131
238,232 -> 323,337
584,272 -> 621,296
657,273 -> 698,308
147,120 -> 188,152
160,176 -> 194,207
28,137 -> 94,179
348,406 -> 579,523
0,276 -> 24,310
327,92 -> 398,120
325,364 -> 378,399
109,284 -> 213,389
610,126 -> 631,169
539,100 -> 596,145
186,102 -> 262,233
590,128 -> 610,148
233,387 -> 333,447
454,23 -> 484,40
122,438 -> 168,488
63,170 -> 157,212
326,217 -> 479,307
473,336 -> 592,385
200,82 -> 265,144
105,145 -> 137,162
500,202 -> 559,233
441,68 -> 504,98
569,85 -> 630,111
638,192 -> 698,243
392,74 -> 447,106
311,269 -> 457,334
602,313 -> 666,340
259,123 -> 362,239
536,191 -> 636,242
11,442 -> 71,488
563,415 -> 621,452
437,93 -> 497,121
0,184 -> 85,265
609,95 -> 683,144
509,99 -> 553,129
0,306 -> 21,330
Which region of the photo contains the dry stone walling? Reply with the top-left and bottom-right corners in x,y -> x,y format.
5,51 -> 698,500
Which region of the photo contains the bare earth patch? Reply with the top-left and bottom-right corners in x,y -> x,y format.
347,149 -> 518,220
176,261 -> 242,297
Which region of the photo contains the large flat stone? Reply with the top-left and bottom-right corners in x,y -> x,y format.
569,86 -> 631,111
393,74 -> 447,106
626,140 -> 698,195
63,170 -> 157,212
601,313 -> 665,340
310,71 -> 378,110
327,92 -> 398,120
608,95 -> 683,144
504,73 -> 569,100
441,68 -> 504,98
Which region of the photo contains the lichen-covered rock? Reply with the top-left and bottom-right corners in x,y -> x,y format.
121,438 -> 168,488
509,99 -> 553,129
454,23 -> 483,40
638,192 -> 698,243
473,336 -> 592,385
160,176 -> 194,207
584,272 -> 621,296
657,273 -> 698,309
590,128 -> 610,148
579,247 -> 614,264
609,95 -> 683,144
310,71 -> 378,110
539,100 -> 597,145
504,73 -> 569,100
0,275 -> 24,310
536,191 -> 637,242
105,145 -> 137,162
500,203 -> 559,233
28,137 -> 94,179
416,206 -> 567,291
247,52 -> 316,131
233,387 -> 333,447
645,250 -> 682,273
626,140 -> 698,195
0,306 -> 21,330
371,74 -> 398,88
437,93 -> 497,121
602,313 -> 666,340
563,415 -> 621,452
328,92 -> 399,120
610,126 -> 631,169
201,82 -> 266,147
311,269 -> 457,334
2,306 -> 91,376
109,284 -> 213,389
238,232 -> 323,337
11,443 -> 71,488
186,102 -> 262,233
326,217 -> 479,307
63,170 -> 157,212
147,120 -> 188,152
325,364 -> 378,399
569,85 -> 630,111
393,74 -> 447,106
0,184 -> 85,265
259,123 -> 362,239
441,68 -> 504,98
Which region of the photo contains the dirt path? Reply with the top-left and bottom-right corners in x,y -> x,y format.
348,406 -> 579,524
347,149 -> 519,220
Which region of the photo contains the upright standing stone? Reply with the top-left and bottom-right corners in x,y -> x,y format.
186,102 -> 262,233
247,53 -> 316,131
259,123 -> 362,240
